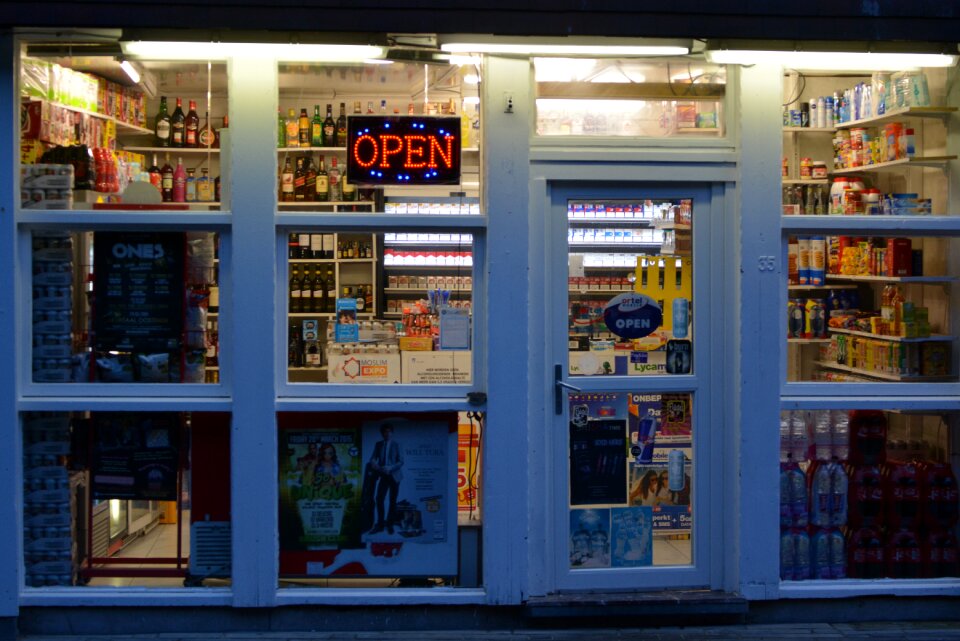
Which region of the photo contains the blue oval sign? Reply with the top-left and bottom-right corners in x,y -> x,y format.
603,293 -> 663,339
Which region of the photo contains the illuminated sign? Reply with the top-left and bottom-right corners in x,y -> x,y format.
347,116 -> 461,185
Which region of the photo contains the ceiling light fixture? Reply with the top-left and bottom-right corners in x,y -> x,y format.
118,59 -> 140,84
121,41 -> 384,62
705,40 -> 958,71
440,35 -> 689,57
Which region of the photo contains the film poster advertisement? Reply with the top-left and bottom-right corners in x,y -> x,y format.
569,393 -> 628,506
91,413 -> 179,501
279,427 -> 363,551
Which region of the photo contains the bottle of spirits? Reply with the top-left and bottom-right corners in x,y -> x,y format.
336,102 -> 347,146
160,154 -> 174,202
185,100 -> 200,147
214,115 -> 228,149
323,104 -> 336,147
328,157 -> 342,201
301,266 -> 315,312
322,233 -> 334,260
288,324 -> 303,367
198,168 -> 214,202
198,111 -> 215,148
285,109 -> 299,148
280,157 -> 295,202
214,174 -> 221,202
148,154 -> 162,193
277,109 -> 285,149
325,266 -> 336,313
367,101 -> 374,114
299,108 -> 310,148
172,157 -> 187,202
341,168 -> 356,202
311,105 -> 323,147
185,168 -> 197,202
315,156 -> 329,202
303,156 -> 317,202
353,101 -> 362,115
316,268 -> 328,314
170,97 -> 186,147
154,96 -> 171,147
289,266 -> 302,313
293,157 -> 306,201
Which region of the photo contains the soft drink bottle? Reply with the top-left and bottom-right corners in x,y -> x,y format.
829,460 -> 848,527
794,529 -> 811,580
848,526 -> 884,579
886,528 -> 922,579
848,464 -> 884,527
924,530 -> 959,578
811,528 -> 832,579
831,409 -> 850,461
849,410 -> 887,465
810,462 -> 833,527
885,461 -> 921,529
780,529 -> 796,580
921,462 -> 959,530
829,528 -> 847,579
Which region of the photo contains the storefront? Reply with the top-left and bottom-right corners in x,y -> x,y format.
1,8 -> 959,633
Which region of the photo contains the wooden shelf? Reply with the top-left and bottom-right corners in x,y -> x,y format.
828,327 -> 954,343
814,360 -> 955,382
278,201 -> 374,208
289,366 -> 328,371
832,156 -> 956,175
278,146 -> 347,152
826,274 -> 955,284
24,98 -> 153,136
834,106 -> 957,130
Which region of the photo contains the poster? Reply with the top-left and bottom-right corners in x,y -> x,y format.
334,297 -> 358,343
569,508 -> 611,568
611,506 -> 653,567
629,460 -> 693,532
279,427 -> 363,551
569,393 -> 628,506
93,231 -> 184,353
457,413 -> 482,524
91,413 -> 179,501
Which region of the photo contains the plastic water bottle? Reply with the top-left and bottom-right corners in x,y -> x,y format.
813,410 -> 832,461
789,464 -> 809,527
811,529 -> 832,579
790,410 -> 809,462
780,530 -> 796,580
780,412 -> 792,462
794,529 -> 811,580
829,528 -> 847,579
811,463 -> 832,527
668,449 -> 685,492
780,464 -> 793,527
831,410 -> 850,461
829,460 -> 848,527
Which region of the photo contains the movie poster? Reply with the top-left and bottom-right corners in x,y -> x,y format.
279,427 -> 363,550
569,508 -> 611,568
569,393 -> 628,506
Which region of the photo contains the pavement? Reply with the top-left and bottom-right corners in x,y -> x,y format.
13,622 -> 960,641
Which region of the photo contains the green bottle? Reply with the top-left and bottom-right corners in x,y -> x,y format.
277,109 -> 285,149
311,105 -> 323,147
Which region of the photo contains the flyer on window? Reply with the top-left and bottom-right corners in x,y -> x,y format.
568,392 -> 628,506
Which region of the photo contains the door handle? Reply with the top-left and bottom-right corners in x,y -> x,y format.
554,364 -> 582,415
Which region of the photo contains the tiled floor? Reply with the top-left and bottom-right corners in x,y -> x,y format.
652,536 -> 692,566
87,514 -> 190,588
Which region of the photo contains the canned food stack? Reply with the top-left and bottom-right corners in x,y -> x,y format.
21,163 -> 74,209
32,232 -> 74,383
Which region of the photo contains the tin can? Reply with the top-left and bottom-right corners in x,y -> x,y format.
800,157 -> 813,180
812,161 -> 828,179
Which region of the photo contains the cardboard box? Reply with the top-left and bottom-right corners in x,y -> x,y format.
399,336 -> 433,351
401,350 -> 471,384
327,352 -> 401,384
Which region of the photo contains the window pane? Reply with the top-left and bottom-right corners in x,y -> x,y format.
286,229 -> 474,385
535,58 -> 726,138
23,411 -> 231,588
32,230 -> 221,384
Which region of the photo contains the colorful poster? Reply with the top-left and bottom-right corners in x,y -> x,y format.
569,393 -> 628,506
569,508 -> 611,568
279,427 -> 363,550
91,413 -> 179,501
611,506 -> 653,567
334,297 -> 358,343
629,460 -> 693,532
457,413 -> 482,524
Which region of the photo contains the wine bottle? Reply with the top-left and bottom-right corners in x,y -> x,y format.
323,104 -> 336,147
160,154 -> 174,202
336,102 -> 347,146
170,97 -> 186,147
185,100 -> 200,147
311,105 -> 323,147
154,96 -> 171,147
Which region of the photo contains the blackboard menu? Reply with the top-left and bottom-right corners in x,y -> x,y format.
93,231 -> 184,353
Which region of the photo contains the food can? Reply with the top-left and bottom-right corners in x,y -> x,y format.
812,161 -> 828,179
800,157 -> 813,180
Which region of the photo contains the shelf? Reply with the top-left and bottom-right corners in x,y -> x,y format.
278,146 -> 347,152
788,338 -> 831,344
385,288 -> 472,294
834,106 -> 957,130
206,366 -> 220,371
828,327 -> 954,343
24,98 -> 154,136
278,201 -> 374,208
124,146 -> 219,154
569,288 -> 634,294
652,220 -> 691,231
783,126 -> 836,133
384,240 -> 473,247
814,360 -> 955,382
383,263 -> 473,269
568,242 -> 662,249
289,366 -> 328,371
788,284 -> 857,291
287,258 -> 337,263
826,274 -> 955,284
783,179 -> 830,185
781,214 -> 960,234
288,312 -> 375,318
832,156 -> 956,175
569,217 -> 653,226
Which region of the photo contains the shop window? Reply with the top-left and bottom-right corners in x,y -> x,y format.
534,58 -> 726,138
779,408 -> 958,581
22,411 -> 231,588
569,393 -> 693,568
19,42 -> 227,212
277,411 -> 482,587
285,227 -> 475,385
31,230 -> 222,385
568,199 -> 692,377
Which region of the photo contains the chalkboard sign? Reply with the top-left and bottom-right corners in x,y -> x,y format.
93,231 -> 184,353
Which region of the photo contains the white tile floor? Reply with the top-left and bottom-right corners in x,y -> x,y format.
652,536 -> 692,566
87,515 -> 190,588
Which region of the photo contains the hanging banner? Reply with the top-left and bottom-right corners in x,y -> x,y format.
91,413 -> 180,501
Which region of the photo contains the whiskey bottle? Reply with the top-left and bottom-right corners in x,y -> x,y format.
154,96 -> 171,147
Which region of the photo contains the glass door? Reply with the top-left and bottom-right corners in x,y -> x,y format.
549,182 -> 719,591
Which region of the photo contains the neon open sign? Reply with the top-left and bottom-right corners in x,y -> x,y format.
346,116 -> 461,185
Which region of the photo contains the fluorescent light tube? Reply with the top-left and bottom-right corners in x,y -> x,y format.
119,59 -> 140,83
122,41 -> 383,62
706,49 -> 957,71
442,43 -> 688,56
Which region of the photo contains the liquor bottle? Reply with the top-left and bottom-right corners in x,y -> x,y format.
323,104 -> 336,147
289,265 -> 302,313
185,100 -> 200,147
322,233 -> 334,260
305,341 -> 321,367
324,266 -> 336,313
367,101 -> 374,114
288,233 -> 300,259
303,156 -> 317,202
353,101 -> 362,115
171,97 -> 186,147
214,174 -> 221,202
380,100 -> 387,114
299,108 -> 310,148
336,102 -> 347,146
285,109 -> 299,147
214,115 -> 228,149
315,268 -> 328,314
277,109 -> 285,148
185,168 -> 197,202
172,157 -> 187,202
154,96 -> 171,147
280,157 -> 295,202
160,154 -> 174,202
301,266 -> 314,312
341,167 -> 356,202
148,154 -> 162,193
293,157 -> 306,201
198,111 -> 215,148
288,324 -> 303,367
298,233 -> 311,259
328,156 -> 342,201
315,156 -> 329,202
198,168 -> 214,202
356,288 -> 365,312
311,105 -> 323,147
